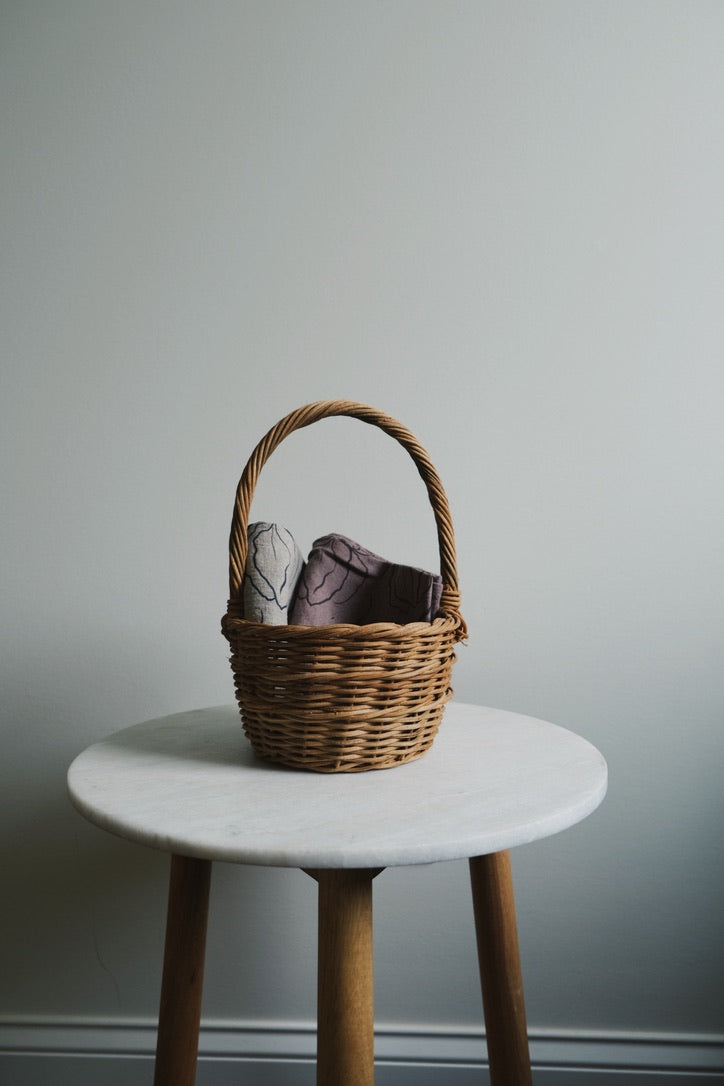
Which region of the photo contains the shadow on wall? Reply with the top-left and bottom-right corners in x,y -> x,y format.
1,641 -> 172,1015
1,643 -> 169,1017
1,642 -> 316,1022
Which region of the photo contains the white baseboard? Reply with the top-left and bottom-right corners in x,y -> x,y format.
1,1018 -> 722,1084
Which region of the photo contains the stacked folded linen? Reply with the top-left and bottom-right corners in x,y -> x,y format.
242,522 -> 305,624
290,532 -> 442,625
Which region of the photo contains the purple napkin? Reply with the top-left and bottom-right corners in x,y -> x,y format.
288,532 -> 443,626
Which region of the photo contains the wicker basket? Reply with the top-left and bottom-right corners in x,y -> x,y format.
221,400 -> 467,773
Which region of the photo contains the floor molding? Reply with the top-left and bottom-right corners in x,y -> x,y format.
1,1017 -> 722,1084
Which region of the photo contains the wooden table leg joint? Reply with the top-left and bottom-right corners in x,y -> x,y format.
310,868 -> 382,1086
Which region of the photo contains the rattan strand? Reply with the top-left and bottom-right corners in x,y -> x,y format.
221,400 -> 467,772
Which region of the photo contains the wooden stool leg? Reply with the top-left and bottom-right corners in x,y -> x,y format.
154,853 -> 212,1086
311,868 -> 379,1086
469,851 -> 532,1086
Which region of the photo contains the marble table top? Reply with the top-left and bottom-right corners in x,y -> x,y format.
67,703 -> 607,869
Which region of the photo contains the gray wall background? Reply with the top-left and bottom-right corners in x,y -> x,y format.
2,0 -> 722,1065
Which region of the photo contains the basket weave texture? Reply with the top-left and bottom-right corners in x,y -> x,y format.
221,400 -> 467,773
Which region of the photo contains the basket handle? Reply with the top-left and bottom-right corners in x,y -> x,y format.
228,400 -> 465,628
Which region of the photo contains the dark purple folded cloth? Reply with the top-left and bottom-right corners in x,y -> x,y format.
288,532 -> 443,626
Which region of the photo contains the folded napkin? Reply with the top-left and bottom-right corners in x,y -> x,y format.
288,532 -> 442,626
242,522 -> 305,624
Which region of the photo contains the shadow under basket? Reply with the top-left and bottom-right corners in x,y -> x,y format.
221,400 -> 467,773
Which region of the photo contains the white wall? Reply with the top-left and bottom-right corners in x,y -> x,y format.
2,0 -> 722,1074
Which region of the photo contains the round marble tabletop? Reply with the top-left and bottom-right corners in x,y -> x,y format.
67,703 -> 607,869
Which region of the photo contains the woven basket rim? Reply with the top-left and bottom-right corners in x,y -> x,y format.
222,613 -> 463,637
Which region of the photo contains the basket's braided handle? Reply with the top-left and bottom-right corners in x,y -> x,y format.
228,401 -> 465,630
